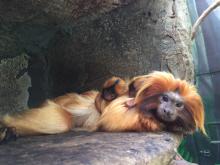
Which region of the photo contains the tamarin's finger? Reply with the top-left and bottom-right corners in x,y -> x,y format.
125,98 -> 136,108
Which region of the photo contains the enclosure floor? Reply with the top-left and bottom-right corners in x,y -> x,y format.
0,131 -> 181,165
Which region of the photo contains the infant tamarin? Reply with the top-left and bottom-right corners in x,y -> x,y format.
0,71 -> 206,143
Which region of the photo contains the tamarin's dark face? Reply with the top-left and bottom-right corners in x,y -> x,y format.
157,92 -> 184,122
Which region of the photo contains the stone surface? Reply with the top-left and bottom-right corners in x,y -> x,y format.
0,131 -> 181,165
0,55 -> 31,115
0,0 -> 194,110
170,160 -> 198,165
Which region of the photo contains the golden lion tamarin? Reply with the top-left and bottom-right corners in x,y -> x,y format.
95,72 -> 206,135
0,71 -> 206,143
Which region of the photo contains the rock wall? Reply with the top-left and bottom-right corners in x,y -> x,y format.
0,55 -> 31,115
0,0 -> 193,110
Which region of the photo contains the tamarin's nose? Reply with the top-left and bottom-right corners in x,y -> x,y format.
163,109 -> 173,116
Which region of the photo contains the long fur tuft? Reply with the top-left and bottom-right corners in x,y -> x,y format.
134,71 -> 206,135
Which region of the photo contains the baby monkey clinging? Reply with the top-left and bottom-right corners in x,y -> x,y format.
96,72 -> 206,135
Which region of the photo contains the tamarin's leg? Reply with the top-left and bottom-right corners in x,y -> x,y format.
53,91 -> 100,130
0,101 -> 73,137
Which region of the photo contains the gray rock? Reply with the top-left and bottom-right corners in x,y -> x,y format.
0,0 -> 194,110
0,55 -> 31,115
170,160 -> 198,165
0,131 -> 182,165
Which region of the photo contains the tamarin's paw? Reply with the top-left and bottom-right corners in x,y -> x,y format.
102,77 -> 128,101
0,127 -> 18,144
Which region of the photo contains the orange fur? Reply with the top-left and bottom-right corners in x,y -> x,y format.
96,71 -> 206,135
53,91 -> 100,129
103,77 -> 128,96
135,71 -> 206,135
95,93 -> 109,113
97,97 -> 163,132
0,71 -> 206,139
1,91 -> 100,136
2,101 -> 73,135
95,77 -> 128,113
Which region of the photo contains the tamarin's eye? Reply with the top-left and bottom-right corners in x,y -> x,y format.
162,95 -> 169,102
176,102 -> 183,108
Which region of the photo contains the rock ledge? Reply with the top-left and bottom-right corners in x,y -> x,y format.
0,131 -> 181,165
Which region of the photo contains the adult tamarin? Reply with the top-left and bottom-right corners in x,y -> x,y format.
0,71 -> 206,143
96,72 -> 206,135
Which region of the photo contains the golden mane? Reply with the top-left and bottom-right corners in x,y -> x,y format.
135,71 -> 206,135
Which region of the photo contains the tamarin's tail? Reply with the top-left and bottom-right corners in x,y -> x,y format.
0,101 -> 73,136
0,90 -> 100,142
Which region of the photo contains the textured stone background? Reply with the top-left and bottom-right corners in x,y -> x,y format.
0,0 -> 193,112
0,55 -> 31,114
